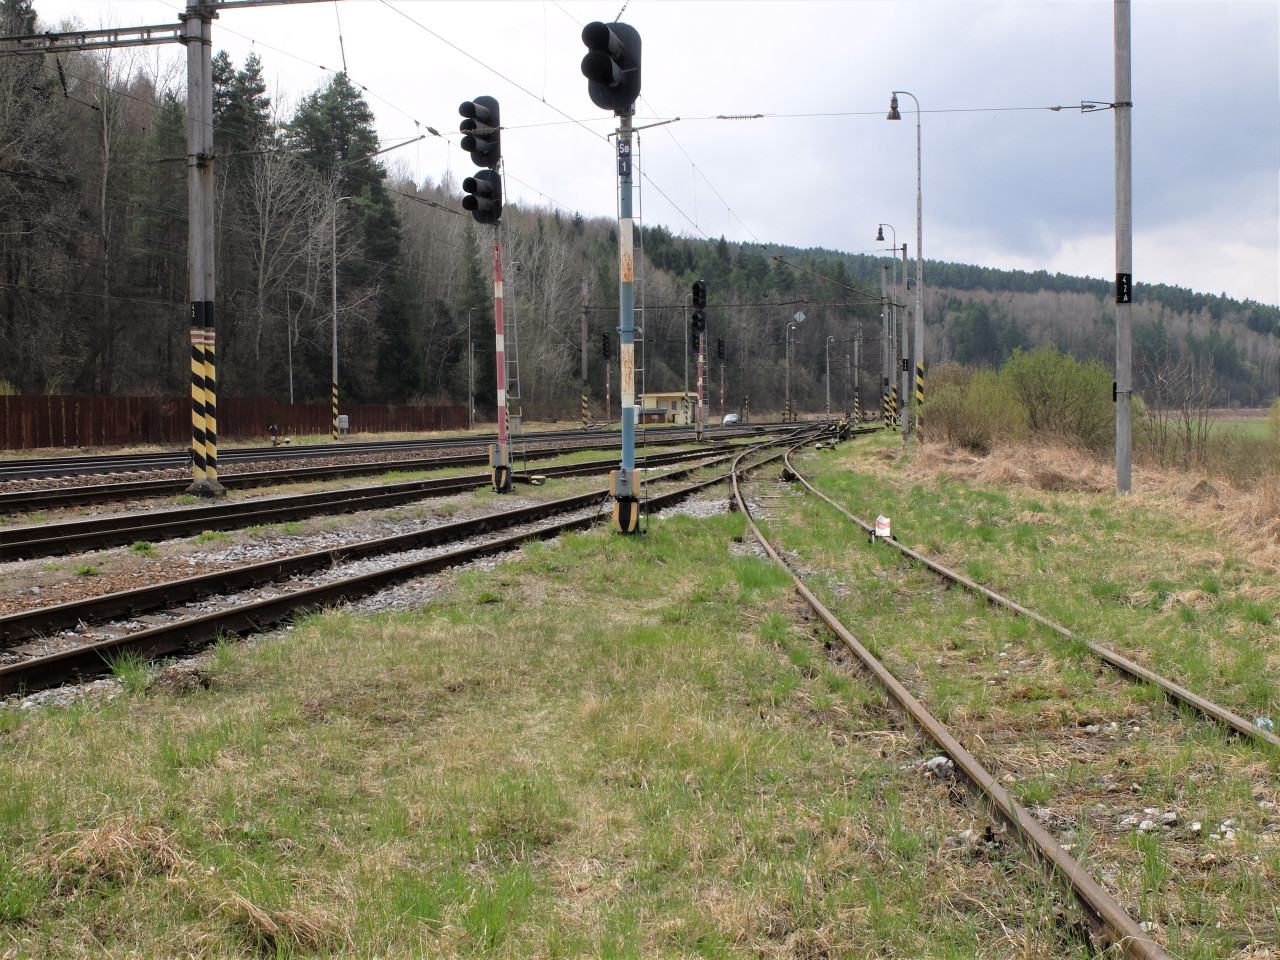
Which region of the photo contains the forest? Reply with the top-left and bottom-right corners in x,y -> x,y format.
3,0 -> 1278,424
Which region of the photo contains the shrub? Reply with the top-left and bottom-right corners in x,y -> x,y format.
999,346 -> 1113,451
926,362 -> 1026,454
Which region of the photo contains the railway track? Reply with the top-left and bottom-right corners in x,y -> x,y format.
0,446 -> 721,560
733,440 -> 1280,959
0,423 -> 767,482
0,430 -> 813,699
0,435 -> 739,516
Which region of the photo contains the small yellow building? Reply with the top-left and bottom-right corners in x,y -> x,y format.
639,392 -> 698,425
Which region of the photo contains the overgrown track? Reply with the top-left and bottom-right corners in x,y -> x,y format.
779,448 -> 1280,752
0,447 -> 718,561
0,433 -> 810,699
0,423 -> 767,482
731,440 -> 1171,960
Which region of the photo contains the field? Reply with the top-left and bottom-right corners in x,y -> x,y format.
0,434 -> 1276,958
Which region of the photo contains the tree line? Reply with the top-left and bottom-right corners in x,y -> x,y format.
3,0 -> 1276,424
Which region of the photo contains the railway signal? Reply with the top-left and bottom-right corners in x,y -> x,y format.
459,95 -> 509,491
460,169 -> 502,226
458,96 -> 501,168
580,21 -> 642,115
581,22 -> 642,533
717,338 -> 725,361
602,332 -> 610,359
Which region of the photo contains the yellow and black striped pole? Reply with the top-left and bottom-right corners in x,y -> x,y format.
331,380 -> 339,441
744,395 -> 749,424
891,383 -> 899,429
581,383 -> 588,429
854,394 -> 860,423
189,305 -> 208,487
202,302 -> 220,487
915,361 -> 924,443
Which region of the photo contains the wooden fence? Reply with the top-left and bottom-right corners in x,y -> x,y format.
0,395 -> 467,451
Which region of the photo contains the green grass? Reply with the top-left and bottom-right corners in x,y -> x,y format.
73,563 -> 98,577
189,530 -> 232,545
0,506 -> 1116,959
129,540 -> 156,556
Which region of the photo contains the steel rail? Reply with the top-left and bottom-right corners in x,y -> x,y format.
0,423 -> 772,482
732,443 -> 1170,960
0,439 -> 801,698
0,448 -> 720,560
781,449 -> 1280,751
0,441 -> 726,516
0,448 -> 740,643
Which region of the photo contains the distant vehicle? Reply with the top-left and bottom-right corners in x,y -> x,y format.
722,413 -> 740,425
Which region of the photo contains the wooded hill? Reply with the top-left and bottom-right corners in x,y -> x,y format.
3,2 -> 1276,420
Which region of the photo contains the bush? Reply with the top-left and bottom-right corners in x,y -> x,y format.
926,362 -> 1026,454
999,346 -> 1113,451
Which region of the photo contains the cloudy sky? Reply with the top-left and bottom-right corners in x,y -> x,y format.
32,0 -> 1280,306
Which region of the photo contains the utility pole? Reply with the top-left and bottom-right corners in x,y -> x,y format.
581,20 -> 642,533
900,247 -> 910,443
184,3 -> 221,493
580,277 -> 589,429
0,0 -> 352,496
881,264 -> 890,427
1115,0 -> 1133,493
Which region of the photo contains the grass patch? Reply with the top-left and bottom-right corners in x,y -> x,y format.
73,563 -> 98,577
189,530 -> 232,545
129,540 -> 156,556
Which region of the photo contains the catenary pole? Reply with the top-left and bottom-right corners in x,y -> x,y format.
1114,0 -> 1133,493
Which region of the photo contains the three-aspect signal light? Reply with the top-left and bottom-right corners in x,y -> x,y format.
690,279 -> 707,348
717,338 -> 725,361
458,96 -> 501,169
690,331 -> 701,354
602,332 -> 610,359
580,21 -> 641,115
461,169 -> 502,225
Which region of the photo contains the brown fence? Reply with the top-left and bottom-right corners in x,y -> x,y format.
0,395 -> 467,451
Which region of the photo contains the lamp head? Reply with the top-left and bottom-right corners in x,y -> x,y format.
875,226 -> 884,242
887,94 -> 901,121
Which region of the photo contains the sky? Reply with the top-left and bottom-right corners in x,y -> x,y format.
29,0 -> 1280,307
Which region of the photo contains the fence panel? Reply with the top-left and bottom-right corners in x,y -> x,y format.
0,395 -> 468,450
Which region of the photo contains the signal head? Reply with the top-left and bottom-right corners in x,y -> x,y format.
458,95 -> 501,169
691,279 -> 707,309
580,21 -> 641,115
461,168 -> 503,225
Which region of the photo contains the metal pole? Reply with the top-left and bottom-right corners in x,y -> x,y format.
844,353 -> 850,417
825,336 -> 833,417
880,265 -> 890,427
900,243 -> 910,443
581,278 -> 589,429
467,307 -> 474,431
1115,0 -> 1133,493
182,3 -> 220,495
612,113 -> 639,532
331,206 -> 338,440
696,333 -> 705,440
492,228 -> 511,492
854,324 -> 861,420
199,13 -> 219,485
785,323 -> 792,423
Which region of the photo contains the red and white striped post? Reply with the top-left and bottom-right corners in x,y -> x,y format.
490,237 -> 511,492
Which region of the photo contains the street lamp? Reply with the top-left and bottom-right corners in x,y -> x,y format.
331,195 -> 352,441
888,91 -> 924,443
825,336 -> 836,418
